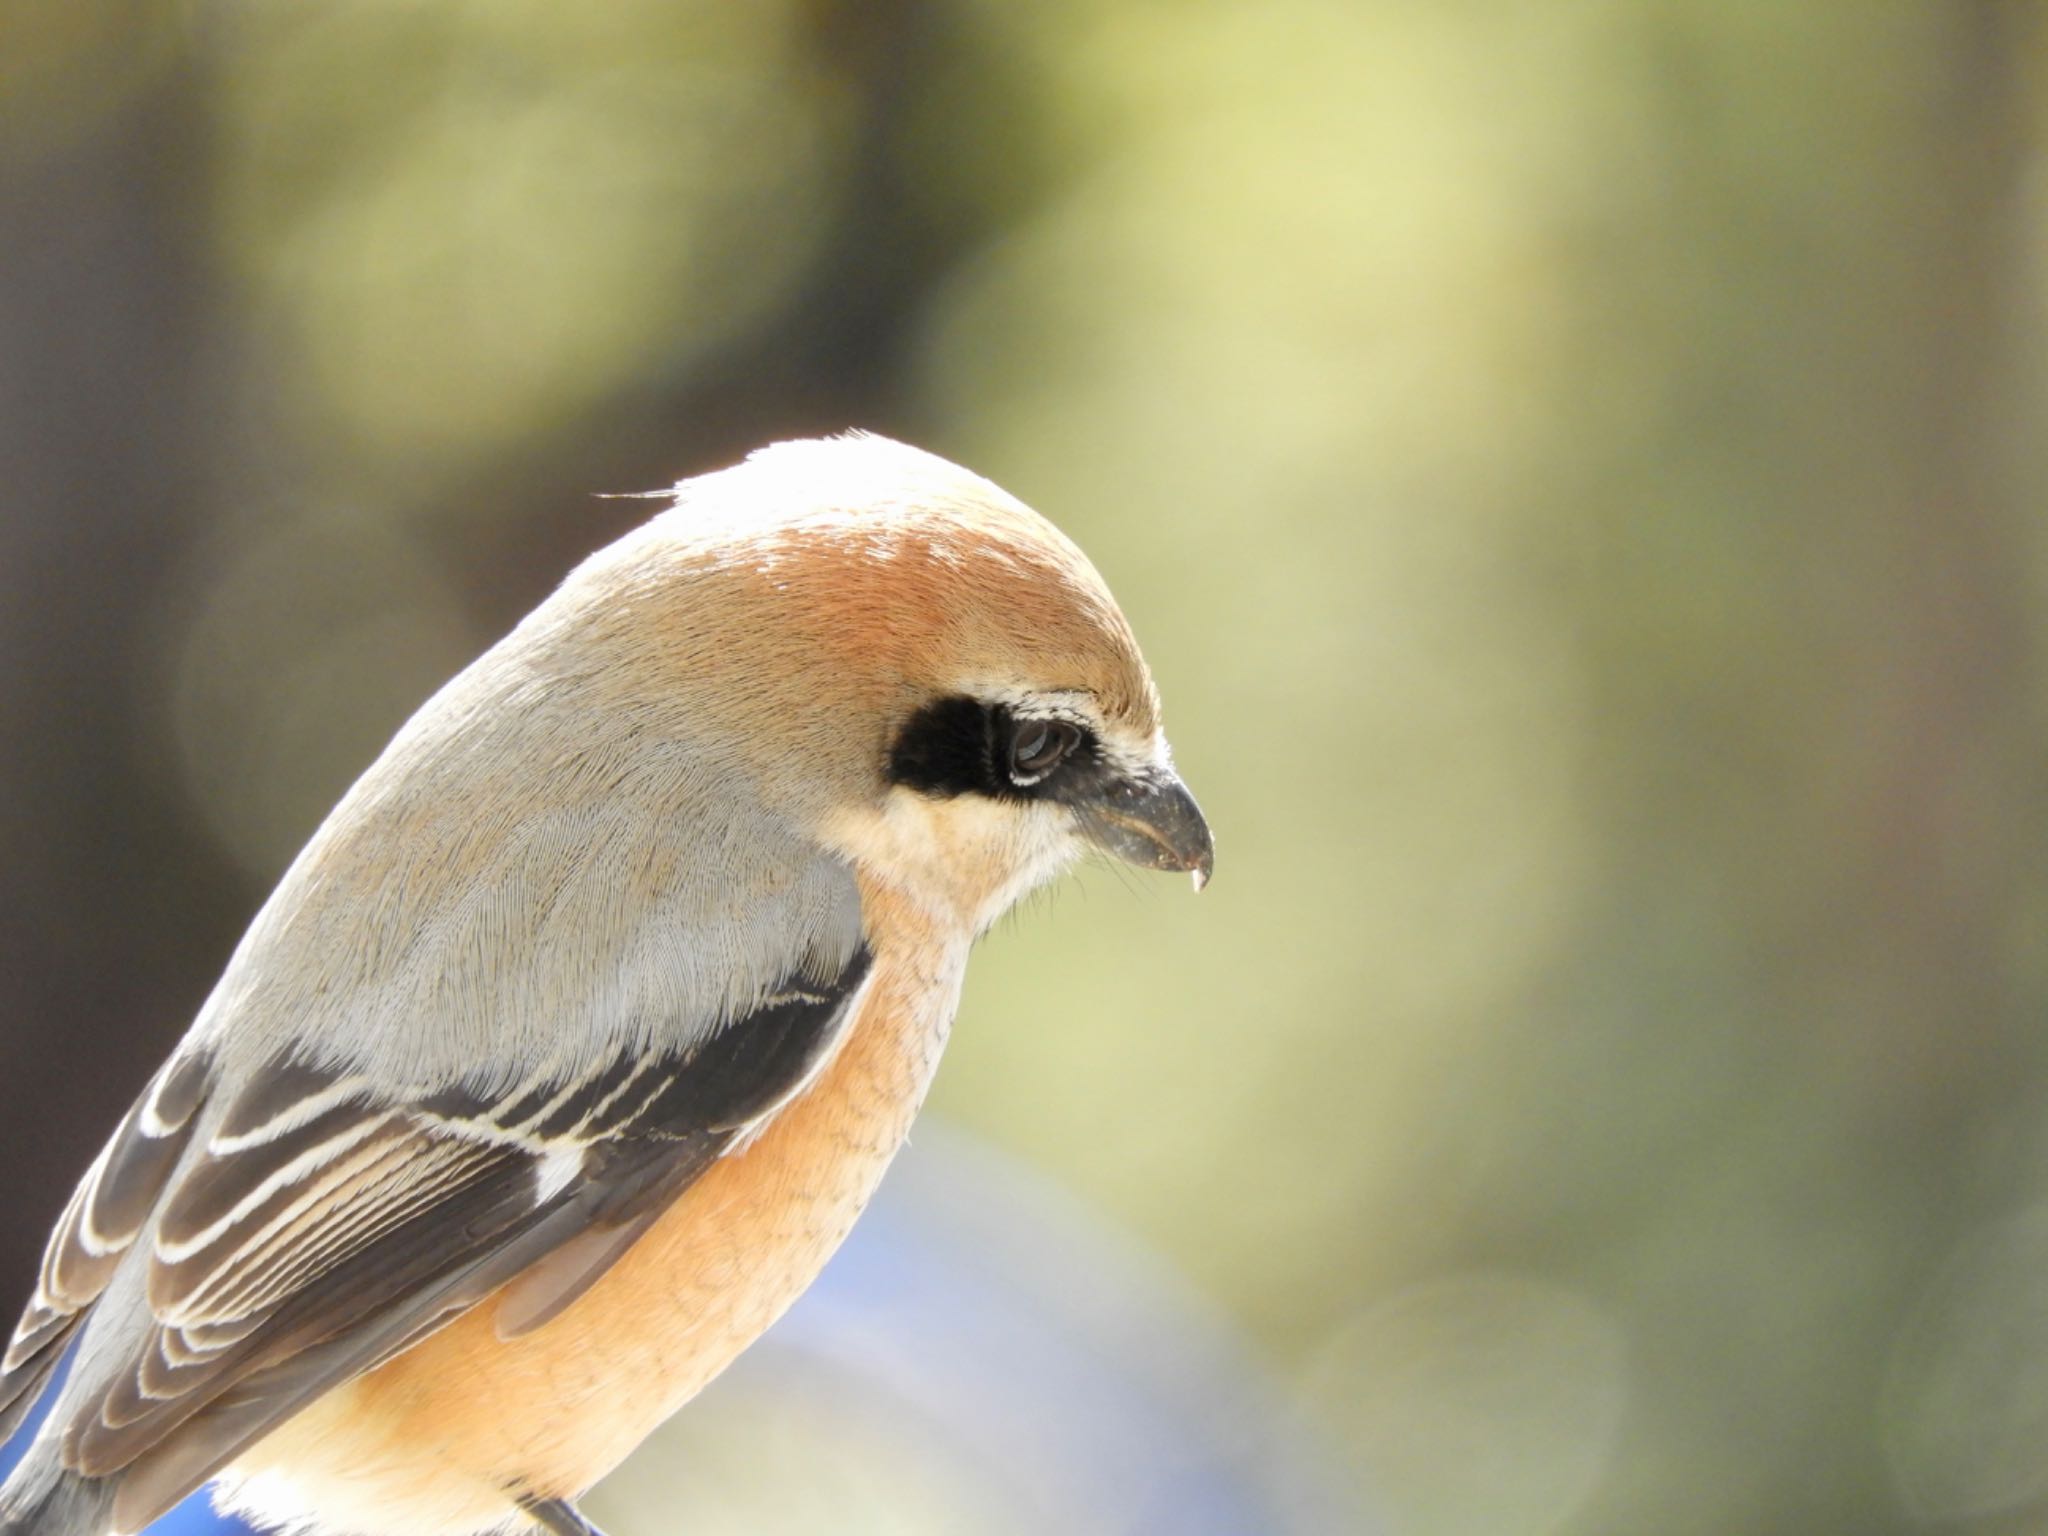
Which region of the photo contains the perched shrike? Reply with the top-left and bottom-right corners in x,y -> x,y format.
0,434 -> 1212,1536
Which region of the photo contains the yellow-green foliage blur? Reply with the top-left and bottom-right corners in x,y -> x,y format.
3,4 -> 2047,1536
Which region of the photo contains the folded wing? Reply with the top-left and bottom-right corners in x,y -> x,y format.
1,950 -> 872,1533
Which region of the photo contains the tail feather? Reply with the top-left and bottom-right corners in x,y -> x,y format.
0,1332 -> 77,1449
0,1467 -> 119,1536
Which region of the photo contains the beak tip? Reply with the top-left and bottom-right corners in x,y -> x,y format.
1191,864 -> 1211,894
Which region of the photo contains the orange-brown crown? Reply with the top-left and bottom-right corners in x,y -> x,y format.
547,435 -> 1162,806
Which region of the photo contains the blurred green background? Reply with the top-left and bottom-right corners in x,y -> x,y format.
4,2 -> 2048,1533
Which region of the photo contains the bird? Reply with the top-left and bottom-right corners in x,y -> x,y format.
0,432 -> 1213,1536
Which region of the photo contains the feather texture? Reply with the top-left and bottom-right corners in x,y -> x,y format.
1,950 -> 870,1531
0,1052 -> 211,1445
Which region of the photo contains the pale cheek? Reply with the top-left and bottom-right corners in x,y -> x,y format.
821,792 -> 1079,932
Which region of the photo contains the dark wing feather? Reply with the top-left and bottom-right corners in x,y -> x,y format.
0,1052 -> 212,1443
107,1131 -> 722,1534
52,945 -> 873,1532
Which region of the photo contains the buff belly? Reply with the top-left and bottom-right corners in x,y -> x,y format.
212,939 -> 959,1536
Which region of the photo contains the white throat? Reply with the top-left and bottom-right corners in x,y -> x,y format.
823,790 -> 1080,938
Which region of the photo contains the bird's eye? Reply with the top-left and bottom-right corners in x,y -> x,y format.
1009,718 -> 1081,782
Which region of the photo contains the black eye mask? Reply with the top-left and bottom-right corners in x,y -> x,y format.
885,696 -> 1100,803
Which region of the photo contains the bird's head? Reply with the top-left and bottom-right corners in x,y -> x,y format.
554,433 -> 1212,934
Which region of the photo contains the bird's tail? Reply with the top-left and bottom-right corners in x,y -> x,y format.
0,1462 -> 119,1536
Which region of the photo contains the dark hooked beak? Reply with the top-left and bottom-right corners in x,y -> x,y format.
1071,770 -> 1215,891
